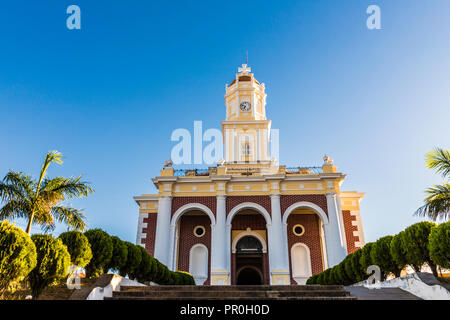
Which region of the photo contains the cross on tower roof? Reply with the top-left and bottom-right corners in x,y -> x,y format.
238,64 -> 251,74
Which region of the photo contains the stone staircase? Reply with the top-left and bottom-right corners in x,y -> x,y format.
106,285 -> 356,300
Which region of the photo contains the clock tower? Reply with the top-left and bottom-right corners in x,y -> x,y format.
222,64 -> 272,163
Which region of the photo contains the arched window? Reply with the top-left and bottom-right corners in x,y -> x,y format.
291,243 -> 312,285
189,244 -> 208,285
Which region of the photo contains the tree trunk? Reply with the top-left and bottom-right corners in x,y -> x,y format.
428,261 -> 439,278
25,213 -> 34,234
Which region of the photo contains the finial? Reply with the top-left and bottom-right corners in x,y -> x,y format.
163,159 -> 173,168
238,63 -> 251,74
323,155 -> 333,165
246,51 -> 248,65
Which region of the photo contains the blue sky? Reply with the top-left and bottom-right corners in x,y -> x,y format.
0,1 -> 449,243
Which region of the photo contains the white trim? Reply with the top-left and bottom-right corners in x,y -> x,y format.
231,229 -> 267,253
282,201 -> 329,225
135,213 -> 148,246
171,203 -> 216,227
226,202 -> 272,226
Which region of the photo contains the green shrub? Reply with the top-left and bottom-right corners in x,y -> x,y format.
106,236 -> 128,272
0,220 -> 37,295
390,231 -> 408,274
58,231 -> 92,268
359,242 -> 375,274
119,242 -> 142,278
403,221 -> 438,277
429,221 -> 450,269
371,235 -> 401,279
28,234 -> 71,299
84,229 -> 113,277
133,246 -> 154,282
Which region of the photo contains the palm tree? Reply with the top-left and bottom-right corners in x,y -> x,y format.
0,151 -> 94,234
415,147 -> 450,221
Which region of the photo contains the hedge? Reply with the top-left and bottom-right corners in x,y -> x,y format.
307,220 -> 448,285
0,220 -> 37,295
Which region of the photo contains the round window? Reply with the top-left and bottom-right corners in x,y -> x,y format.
194,226 -> 205,237
293,224 -> 305,236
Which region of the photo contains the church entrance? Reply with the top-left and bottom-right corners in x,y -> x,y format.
235,236 -> 264,285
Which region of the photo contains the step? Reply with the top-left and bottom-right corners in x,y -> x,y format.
112,290 -> 351,298
119,285 -> 345,292
106,296 -> 356,301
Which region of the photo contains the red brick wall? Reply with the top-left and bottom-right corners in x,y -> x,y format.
231,214 -> 266,230
286,214 -> 324,283
342,210 -> 359,254
171,196 -> 217,218
226,196 -> 272,218
177,215 -> 211,285
280,195 -> 329,218
142,214 -> 157,256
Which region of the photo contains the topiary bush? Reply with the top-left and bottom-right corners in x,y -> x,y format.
359,242 -> 375,274
371,235 -> 402,279
133,246 -> 154,283
0,220 -> 37,295
106,236 -> 128,273
28,234 -> 71,299
58,230 -> 92,268
390,231 -> 408,275
429,221 -> 450,270
403,221 -> 438,277
84,229 -> 113,277
119,242 -> 142,279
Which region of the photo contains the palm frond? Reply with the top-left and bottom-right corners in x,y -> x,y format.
36,150 -> 63,192
1,171 -> 34,200
51,206 -> 87,231
415,183 -> 450,221
425,148 -> 450,178
0,200 -> 31,220
39,176 -> 93,199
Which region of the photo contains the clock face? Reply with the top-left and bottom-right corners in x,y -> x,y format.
240,101 -> 251,112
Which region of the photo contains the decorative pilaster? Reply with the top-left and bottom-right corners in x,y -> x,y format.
153,195 -> 173,266
211,195 -> 229,285
324,192 -> 347,267
268,194 -> 290,285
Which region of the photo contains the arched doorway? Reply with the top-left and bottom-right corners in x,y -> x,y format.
235,235 -> 264,285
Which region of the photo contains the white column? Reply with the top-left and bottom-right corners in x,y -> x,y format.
268,194 -> 290,284
153,195 -> 173,266
324,192 -> 347,267
211,195 -> 229,284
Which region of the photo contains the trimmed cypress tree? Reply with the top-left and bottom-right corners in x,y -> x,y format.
0,220 -> 37,295
350,249 -> 366,282
106,236 -> 128,272
371,235 -> 402,279
58,231 -> 92,268
84,229 -> 113,277
429,221 -> 450,270
403,221 -> 438,277
390,231 -> 408,274
120,242 -> 142,279
359,242 -> 375,274
28,234 -> 71,299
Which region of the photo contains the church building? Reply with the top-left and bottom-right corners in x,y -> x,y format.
134,64 -> 365,285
